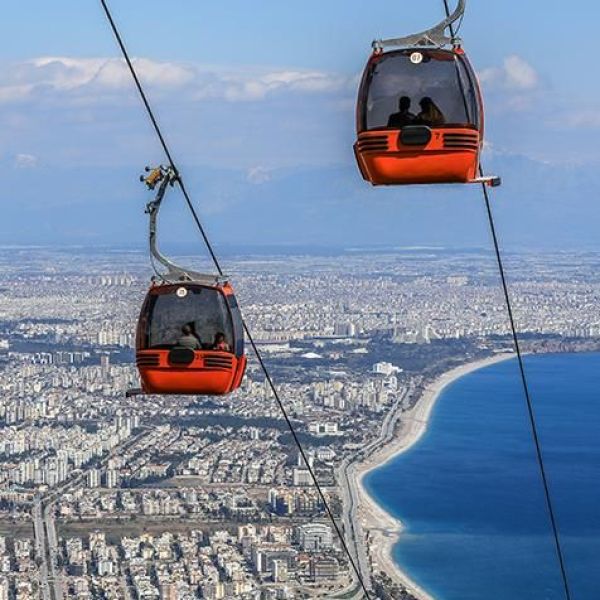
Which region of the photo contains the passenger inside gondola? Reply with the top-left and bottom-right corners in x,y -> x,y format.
212,332 -> 231,352
387,96 -> 415,128
177,324 -> 202,350
144,286 -> 235,354
415,97 -> 445,126
360,50 -> 479,132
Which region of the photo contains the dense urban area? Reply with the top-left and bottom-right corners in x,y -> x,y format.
1,246 -> 599,600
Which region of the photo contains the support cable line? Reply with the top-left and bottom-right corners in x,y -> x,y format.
479,176 -> 573,600
98,1 -> 372,597
441,2 -> 573,598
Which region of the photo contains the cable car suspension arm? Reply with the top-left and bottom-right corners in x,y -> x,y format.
141,166 -> 226,286
373,0 -> 465,51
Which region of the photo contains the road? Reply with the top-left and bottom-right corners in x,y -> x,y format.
336,384 -> 414,599
44,503 -> 64,600
33,495 -> 65,600
33,496 -> 52,600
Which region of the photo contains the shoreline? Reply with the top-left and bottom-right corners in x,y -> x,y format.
353,352 -> 515,600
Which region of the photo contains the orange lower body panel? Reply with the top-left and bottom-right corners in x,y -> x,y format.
354,128 -> 480,186
137,350 -> 246,395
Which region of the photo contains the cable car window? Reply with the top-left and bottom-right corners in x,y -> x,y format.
227,294 -> 245,356
145,287 -> 234,352
361,51 -> 479,131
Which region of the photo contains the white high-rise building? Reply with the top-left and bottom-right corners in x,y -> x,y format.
105,469 -> 119,489
0,577 -> 9,600
297,523 -> 333,552
87,469 -> 100,488
292,468 -> 312,487
372,361 -> 400,376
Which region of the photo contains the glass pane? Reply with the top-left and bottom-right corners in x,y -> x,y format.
145,287 -> 234,352
363,51 -> 479,131
227,295 -> 245,357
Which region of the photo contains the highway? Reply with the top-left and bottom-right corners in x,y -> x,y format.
336,384 -> 414,599
33,496 -> 52,600
45,503 -> 64,600
33,495 -> 65,600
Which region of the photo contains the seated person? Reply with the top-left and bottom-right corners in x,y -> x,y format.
212,332 -> 231,352
176,324 -> 202,350
415,97 -> 445,126
387,96 -> 415,128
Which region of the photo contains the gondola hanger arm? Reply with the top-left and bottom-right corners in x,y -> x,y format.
373,0 -> 465,51
142,165 -> 228,286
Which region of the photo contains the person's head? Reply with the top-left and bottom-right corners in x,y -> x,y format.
420,96 -> 433,111
214,332 -> 225,343
399,96 -> 411,111
182,324 -> 192,335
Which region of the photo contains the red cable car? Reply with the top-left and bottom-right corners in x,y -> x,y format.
136,280 -> 246,395
130,167 -> 246,396
354,0 -> 500,187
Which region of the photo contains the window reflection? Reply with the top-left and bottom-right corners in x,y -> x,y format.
361,50 -> 479,132
144,287 -> 234,353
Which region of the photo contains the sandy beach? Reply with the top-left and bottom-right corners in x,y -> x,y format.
353,353 -> 515,600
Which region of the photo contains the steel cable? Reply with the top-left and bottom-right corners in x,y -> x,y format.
479,173 -> 573,600
98,1 -> 372,596
442,1 -> 573,598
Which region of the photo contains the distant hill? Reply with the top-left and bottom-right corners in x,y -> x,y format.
2,153 -> 598,251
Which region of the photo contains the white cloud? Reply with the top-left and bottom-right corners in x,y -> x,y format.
0,57 -> 352,106
14,153 -> 38,168
558,110 -> 600,129
479,55 -> 539,91
93,58 -> 195,89
0,85 -> 34,103
503,55 -> 539,90
247,166 -> 272,184
194,69 -> 349,102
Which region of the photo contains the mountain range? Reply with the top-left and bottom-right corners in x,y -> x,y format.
3,152 -> 598,251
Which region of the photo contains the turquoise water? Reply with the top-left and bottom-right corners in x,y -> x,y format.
366,353 -> 600,600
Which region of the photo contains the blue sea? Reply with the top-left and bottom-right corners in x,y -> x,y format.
366,353 -> 600,600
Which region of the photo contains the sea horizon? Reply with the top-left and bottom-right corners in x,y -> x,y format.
366,352 -> 600,600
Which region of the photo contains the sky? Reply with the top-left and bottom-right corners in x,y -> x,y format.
2,1 -> 600,250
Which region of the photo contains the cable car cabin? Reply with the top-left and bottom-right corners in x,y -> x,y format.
354,48 -> 485,186
136,281 -> 246,395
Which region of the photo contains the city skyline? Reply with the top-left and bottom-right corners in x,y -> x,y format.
1,247 -> 599,597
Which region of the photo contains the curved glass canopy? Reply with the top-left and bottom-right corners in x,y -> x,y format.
358,50 -> 481,133
140,285 -> 235,353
